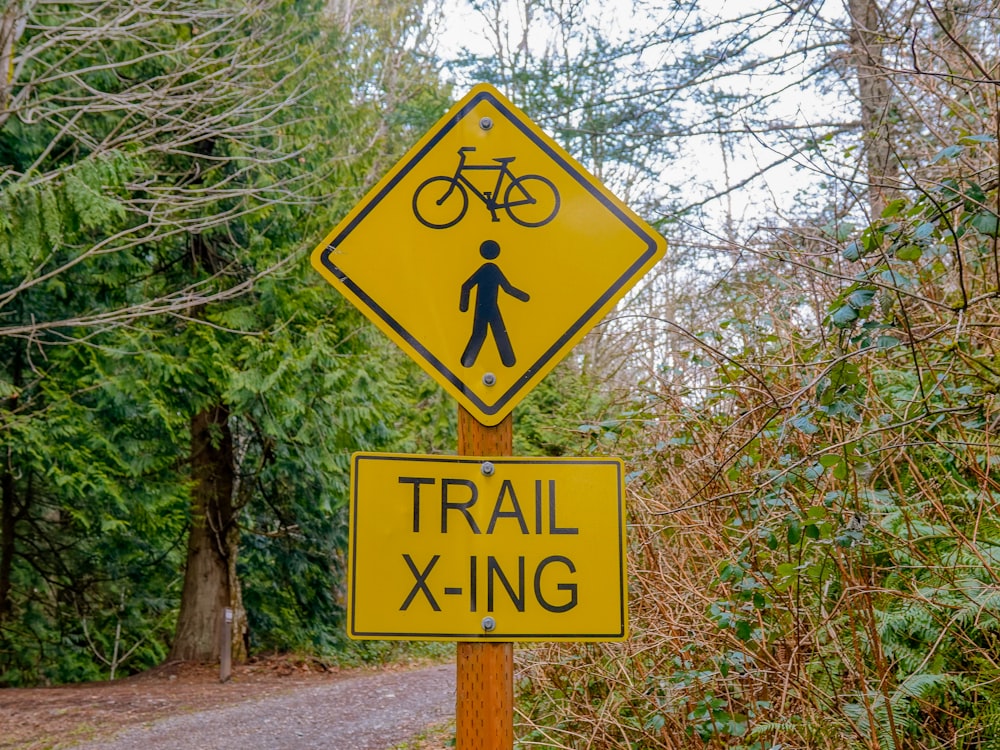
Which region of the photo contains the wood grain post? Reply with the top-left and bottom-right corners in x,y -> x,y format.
456,407 -> 514,750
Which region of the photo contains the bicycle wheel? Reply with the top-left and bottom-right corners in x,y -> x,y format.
412,176 -> 468,229
504,175 -> 560,228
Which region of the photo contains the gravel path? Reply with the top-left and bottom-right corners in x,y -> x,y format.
69,664 -> 455,750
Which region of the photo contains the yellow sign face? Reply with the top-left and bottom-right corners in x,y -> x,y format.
311,84 -> 666,425
348,453 -> 628,641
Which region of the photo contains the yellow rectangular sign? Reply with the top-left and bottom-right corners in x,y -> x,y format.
348,453 -> 628,641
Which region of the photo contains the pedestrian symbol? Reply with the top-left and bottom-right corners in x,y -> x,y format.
310,83 -> 666,426
460,240 -> 530,368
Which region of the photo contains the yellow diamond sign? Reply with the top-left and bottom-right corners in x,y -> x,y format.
311,83 -> 666,425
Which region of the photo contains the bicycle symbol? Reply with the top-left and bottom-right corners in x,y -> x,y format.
412,146 -> 560,229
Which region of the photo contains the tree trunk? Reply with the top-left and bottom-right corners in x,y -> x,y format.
847,0 -> 899,216
0,0 -> 34,123
169,404 -> 246,663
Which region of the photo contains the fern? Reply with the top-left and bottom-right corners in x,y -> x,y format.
64,169 -> 127,231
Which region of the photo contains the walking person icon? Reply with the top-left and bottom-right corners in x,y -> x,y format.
459,240 -> 530,368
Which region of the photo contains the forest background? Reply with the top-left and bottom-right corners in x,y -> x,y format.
1,1 -> 998,749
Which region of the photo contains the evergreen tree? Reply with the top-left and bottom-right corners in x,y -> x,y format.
0,0 -> 448,681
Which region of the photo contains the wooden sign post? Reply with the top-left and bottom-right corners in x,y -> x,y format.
456,407 -> 513,749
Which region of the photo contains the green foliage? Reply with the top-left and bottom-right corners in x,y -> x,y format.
0,338 -> 189,685
231,281 -> 399,654
511,8 -> 1000,746
0,0 -> 448,683
515,361 -> 612,457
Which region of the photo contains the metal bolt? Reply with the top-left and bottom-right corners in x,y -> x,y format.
482,616 -> 496,632
482,372 -> 496,386
481,461 -> 495,477
479,116 -> 494,130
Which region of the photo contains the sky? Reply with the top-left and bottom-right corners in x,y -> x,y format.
431,0 -> 853,233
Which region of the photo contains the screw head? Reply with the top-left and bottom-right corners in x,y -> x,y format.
479,116 -> 494,130
481,616 -> 496,632
481,461 -> 495,477
482,372 -> 496,386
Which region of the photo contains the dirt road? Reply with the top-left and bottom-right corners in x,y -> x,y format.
0,661 -> 455,750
